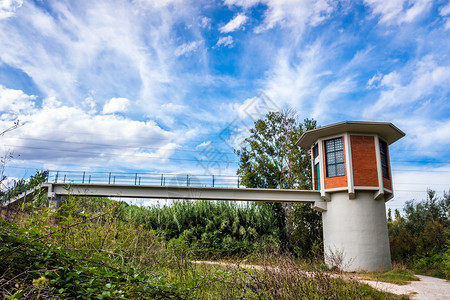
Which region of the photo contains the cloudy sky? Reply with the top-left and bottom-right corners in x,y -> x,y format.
0,0 -> 449,210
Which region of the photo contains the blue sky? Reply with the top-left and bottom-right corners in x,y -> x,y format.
0,0 -> 449,210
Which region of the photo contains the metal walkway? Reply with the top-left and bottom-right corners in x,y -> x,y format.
3,170 -> 325,211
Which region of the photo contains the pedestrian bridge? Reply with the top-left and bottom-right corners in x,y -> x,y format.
2,121 -> 404,272
4,170 -> 325,210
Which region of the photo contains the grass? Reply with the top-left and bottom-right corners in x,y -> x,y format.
188,257 -> 409,299
1,198 -> 414,299
355,267 -> 419,285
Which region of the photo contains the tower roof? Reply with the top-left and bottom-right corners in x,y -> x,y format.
296,121 -> 405,149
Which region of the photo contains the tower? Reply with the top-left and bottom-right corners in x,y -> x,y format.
297,121 -> 405,271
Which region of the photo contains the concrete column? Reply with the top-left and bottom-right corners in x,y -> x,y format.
322,191 -> 392,272
49,195 -> 62,209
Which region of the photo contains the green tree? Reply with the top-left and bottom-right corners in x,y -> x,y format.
235,109 -> 321,255
236,109 -> 316,190
388,189 -> 450,279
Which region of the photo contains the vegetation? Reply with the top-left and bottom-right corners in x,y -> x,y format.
388,189 -> 450,279
357,267 -> 419,285
1,111 -> 448,298
105,198 -> 282,259
0,170 -> 48,207
236,110 -> 322,256
0,196 -> 407,299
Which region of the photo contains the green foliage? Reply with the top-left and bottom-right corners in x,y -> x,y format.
235,109 -> 321,255
119,200 -> 282,258
236,110 -> 316,190
388,189 -> 450,279
290,203 -> 323,257
1,196 -> 407,299
1,170 -> 48,206
0,216 -> 186,299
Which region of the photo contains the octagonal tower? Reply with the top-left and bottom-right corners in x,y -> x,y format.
297,121 -> 405,271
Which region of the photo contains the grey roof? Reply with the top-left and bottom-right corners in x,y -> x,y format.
296,121 -> 405,149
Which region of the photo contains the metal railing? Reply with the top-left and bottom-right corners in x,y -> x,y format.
46,170 -> 242,188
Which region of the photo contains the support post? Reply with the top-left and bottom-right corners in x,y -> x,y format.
49,195 -> 62,209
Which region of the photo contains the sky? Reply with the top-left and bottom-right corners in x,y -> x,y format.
0,0 -> 449,210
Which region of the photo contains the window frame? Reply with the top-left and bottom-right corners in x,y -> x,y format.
313,144 -> 319,159
379,139 -> 389,179
325,137 -> 345,178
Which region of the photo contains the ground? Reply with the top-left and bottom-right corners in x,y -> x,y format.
193,261 -> 450,299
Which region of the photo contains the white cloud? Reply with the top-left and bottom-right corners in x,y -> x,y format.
393,118 -> 450,156
440,2 -> 450,30
363,55 -> 450,118
0,0 -> 198,112
0,0 -> 22,19
82,97 -> 97,114
224,0 -> 261,9
175,40 -> 202,56
262,43 -> 329,112
160,103 -> 187,113
102,97 -> 130,114
199,16 -> 211,29
0,85 -> 36,116
367,72 -> 383,88
216,36 -> 234,47
43,96 -> 62,109
226,0 -> 336,33
388,164 -> 450,211
364,0 -> 432,25
311,77 -> 355,120
1,99 -> 179,168
196,141 -> 211,148
219,13 -> 248,33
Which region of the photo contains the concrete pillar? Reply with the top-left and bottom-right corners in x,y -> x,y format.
49,195 -> 62,209
322,191 -> 392,272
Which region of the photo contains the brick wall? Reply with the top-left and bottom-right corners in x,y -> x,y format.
350,135 -> 379,187
323,137 -> 348,189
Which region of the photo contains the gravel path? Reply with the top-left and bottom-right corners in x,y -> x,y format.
192,261 -> 450,299
358,275 -> 449,299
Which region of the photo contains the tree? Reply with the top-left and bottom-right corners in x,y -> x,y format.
236,109 -> 316,190
235,109 -> 321,255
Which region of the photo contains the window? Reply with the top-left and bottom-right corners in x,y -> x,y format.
379,140 -> 389,178
313,144 -> 319,159
315,163 -> 321,190
325,137 -> 345,177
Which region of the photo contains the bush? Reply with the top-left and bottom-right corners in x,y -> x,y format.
388,190 -> 450,279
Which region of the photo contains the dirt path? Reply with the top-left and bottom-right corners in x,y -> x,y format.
356,275 -> 450,299
192,261 -> 450,299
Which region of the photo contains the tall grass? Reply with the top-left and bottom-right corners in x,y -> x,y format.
1,196 -> 410,299
118,199 -> 283,258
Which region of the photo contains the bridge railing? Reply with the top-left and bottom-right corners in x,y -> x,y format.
46,170 -> 242,188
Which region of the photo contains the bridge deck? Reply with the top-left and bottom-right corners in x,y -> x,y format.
46,183 -> 321,203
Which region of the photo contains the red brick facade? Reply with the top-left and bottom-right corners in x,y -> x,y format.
323,137 -> 347,189
350,135 -> 379,187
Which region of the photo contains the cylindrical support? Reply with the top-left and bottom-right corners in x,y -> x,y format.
322,191 -> 392,272
49,195 -> 62,209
